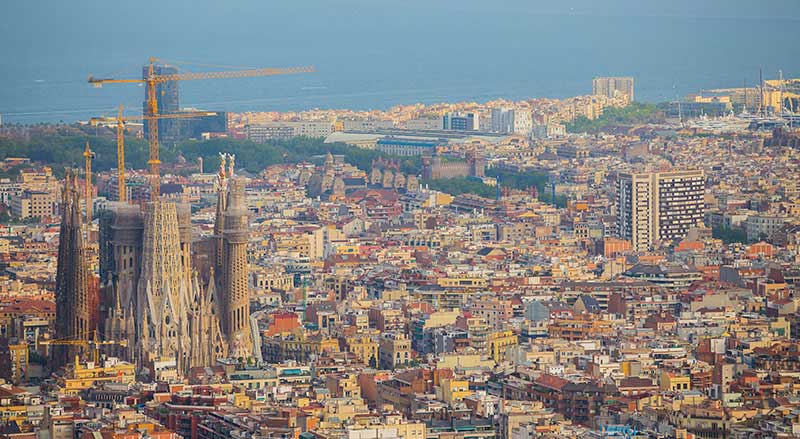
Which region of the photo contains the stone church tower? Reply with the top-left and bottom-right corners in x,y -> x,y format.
213,154 -> 228,275
221,176 -> 253,358
136,199 -> 192,373
100,197 -> 226,377
99,152 -> 253,376
54,170 -> 90,364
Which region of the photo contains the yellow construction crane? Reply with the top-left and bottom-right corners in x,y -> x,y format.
90,105 -> 216,202
88,58 -> 314,196
40,330 -> 128,364
82,142 -> 95,226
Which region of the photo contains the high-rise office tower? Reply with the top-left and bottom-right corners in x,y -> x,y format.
490,108 -> 531,135
143,63 -> 181,144
221,175 -> 253,358
443,112 -> 478,131
593,77 -> 635,102
54,170 -> 91,363
491,108 -> 513,133
616,170 -> 705,251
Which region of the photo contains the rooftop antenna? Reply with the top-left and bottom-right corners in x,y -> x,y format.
780,70 -> 794,129
779,70 -> 784,117
673,83 -> 683,126
743,78 -> 747,114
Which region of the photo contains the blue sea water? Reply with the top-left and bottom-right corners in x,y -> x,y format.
1,0 -> 799,123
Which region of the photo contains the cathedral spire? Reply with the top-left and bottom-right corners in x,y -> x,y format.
221,176 -> 253,358
137,199 -> 194,376
54,168 -> 91,365
227,153 -> 235,178
213,164 -> 228,276
218,152 -> 227,180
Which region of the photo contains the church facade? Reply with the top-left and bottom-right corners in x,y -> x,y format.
99,153 -> 250,378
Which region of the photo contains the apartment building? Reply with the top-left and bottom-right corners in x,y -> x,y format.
616,170 -> 705,250
11,190 -> 56,220
245,121 -> 332,141
593,76 -> 635,102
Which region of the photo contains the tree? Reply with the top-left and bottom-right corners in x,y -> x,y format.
486,168 -> 568,207
565,102 -> 664,133
712,227 -> 748,244
0,128 -> 420,177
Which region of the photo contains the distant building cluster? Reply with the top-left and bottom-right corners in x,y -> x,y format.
0,164 -> 60,220
232,80 -> 631,145
592,76 -> 635,103
4,77 -> 800,439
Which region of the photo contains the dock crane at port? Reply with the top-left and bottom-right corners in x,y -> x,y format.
88,58 -> 314,196
40,330 -> 128,364
89,105 -> 216,202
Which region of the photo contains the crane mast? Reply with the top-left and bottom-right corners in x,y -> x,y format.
145,61 -> 161,195
89,58 -> 314,197
91,106 -> 216,203
116,105 -> 126,202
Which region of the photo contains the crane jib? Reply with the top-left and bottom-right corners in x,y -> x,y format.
87,59 -> 314,197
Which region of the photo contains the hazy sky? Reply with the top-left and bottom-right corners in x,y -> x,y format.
1,0 -> 799,122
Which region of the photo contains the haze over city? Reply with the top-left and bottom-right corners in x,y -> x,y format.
1,0 -> 799,122
1,2 -> 800,439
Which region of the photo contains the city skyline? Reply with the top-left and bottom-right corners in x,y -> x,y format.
2,2 -> 800,439
2,0 -> 799,123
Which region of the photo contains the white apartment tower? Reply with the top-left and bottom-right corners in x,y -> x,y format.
593,77 -> 635,102
616,170 -> 705,251
490,108 -> 532,135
